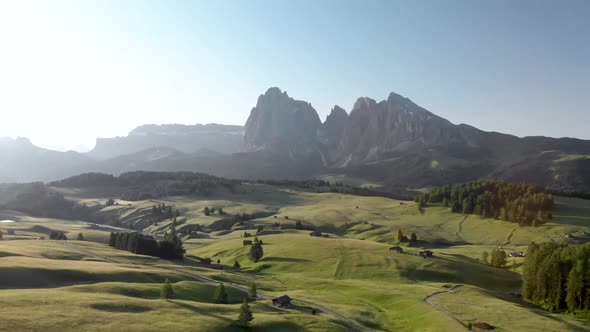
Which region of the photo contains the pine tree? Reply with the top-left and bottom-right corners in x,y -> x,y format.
249,241 -> 264,262
482,251 -> 489,264
77,233 -> 84,241
566,261 -> 585,311
234,260 -> 241,269
203,207 -> 210,216
214,283 -> 228,304
397,229 -> 403,242
160,278 -> 174,299
218,207 -> 224,215
249,283 -> 257,300
237,297 -> 253,327
410,232 -> 418,244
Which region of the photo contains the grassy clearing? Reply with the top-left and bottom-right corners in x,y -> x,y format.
431,286 -> 590,331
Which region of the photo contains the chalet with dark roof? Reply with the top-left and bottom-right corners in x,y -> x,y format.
272,295 -> 292,308
389,246 -> 403,253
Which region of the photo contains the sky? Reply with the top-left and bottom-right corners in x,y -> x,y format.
0,0 -> 589,151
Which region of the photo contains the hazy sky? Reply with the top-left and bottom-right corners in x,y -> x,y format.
1,0 -> 589,151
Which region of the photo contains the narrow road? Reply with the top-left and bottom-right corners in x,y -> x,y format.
63,241 -> 367,332
533,228 -> 556,244
424,285 -> 470,331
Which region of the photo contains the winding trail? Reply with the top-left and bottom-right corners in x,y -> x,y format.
502,227 -> 518,246
455,215 -> 468,243
424,285 -> 470,330
533,228 -> 556,244
63,241 -> 367,332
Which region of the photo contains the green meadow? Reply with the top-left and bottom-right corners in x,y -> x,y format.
1,184 -> 589,331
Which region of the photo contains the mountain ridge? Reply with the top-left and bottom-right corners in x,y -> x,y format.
1,88 -> 589,193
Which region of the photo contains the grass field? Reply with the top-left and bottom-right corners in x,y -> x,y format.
0,185 -> 589,331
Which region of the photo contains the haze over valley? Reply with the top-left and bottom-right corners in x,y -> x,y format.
1,1 -> 590,332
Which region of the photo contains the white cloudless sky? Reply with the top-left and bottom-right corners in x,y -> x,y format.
1,0 -> 589,151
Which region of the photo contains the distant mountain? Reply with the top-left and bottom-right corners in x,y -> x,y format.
2,88 -> 590,193
88,123 -> 244,160
242,88 -> 590,192
244,87 -> 323,155
0,137 -> 93,183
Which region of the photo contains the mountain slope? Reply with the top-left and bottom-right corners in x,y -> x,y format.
0,137 -> 93,183
88,123 -> 244,160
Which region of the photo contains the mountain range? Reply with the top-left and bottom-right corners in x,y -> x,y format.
2,87 -> 589,193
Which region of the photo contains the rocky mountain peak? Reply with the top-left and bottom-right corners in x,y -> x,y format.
244,87 -> 321,153
319,106 -> 349,154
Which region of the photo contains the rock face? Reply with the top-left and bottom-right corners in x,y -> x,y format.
244,87 -> 322,156
242,87 -> 590,192
337,92 -> 481,164
88,124 -> 244,160
319,106 -> 348,148
2,87 -> 590,193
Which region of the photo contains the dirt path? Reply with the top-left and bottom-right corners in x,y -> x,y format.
533,228 -> 556,244
502,226 -> 518,246
425,285 -> 470,331
455,215 -> 468,243
63,241 -> 367,332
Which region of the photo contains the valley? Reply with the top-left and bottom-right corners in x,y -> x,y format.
1,180 -> 589,331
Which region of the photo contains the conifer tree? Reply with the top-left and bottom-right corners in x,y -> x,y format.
160,278 -> 174,299
214,283 -> 228,304
249,241 -> 264,262
481,251 -> 489,264
237,297 -> 253,327
249,283 -> 257,300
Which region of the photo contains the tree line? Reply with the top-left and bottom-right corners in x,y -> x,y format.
523,242 -> 590,315
0,182 -> 98,221
108,232 -> 185,260
416,180 -> 554,226
50,171 -> 241,201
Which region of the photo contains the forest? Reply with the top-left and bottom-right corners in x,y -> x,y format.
523,242 -> 590,316
108,232 -> 185,260
0,182 -> 95,221
417,180 -> 554,226
50,171 -> 241,200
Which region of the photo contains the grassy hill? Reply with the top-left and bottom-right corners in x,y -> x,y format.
0,183 -> 589,331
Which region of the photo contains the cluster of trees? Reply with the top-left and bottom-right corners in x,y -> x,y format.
256,179 -> 331,188
151,203 -> 179,223
108,232 -> 184,260
203,207 -> 224,216
0,182 -> 95,221
523,242 -> 590,314
50,171 -> 241,201
49,231 -> 67,240
255,179 -> 412,200
481,248 -> 508,268
397,229 -> 418,246
416,180 -> 554,226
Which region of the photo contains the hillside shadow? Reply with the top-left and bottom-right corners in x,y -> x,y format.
399,253 -> 521,289
168,300 -> 234,323
260,257 -> 310,263
90,302 -> 152,313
